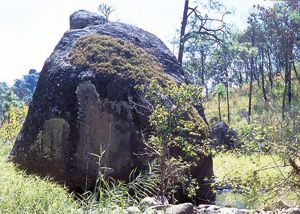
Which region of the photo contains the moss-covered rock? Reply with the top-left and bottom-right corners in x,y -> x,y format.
10,10 -> 214,204
70,34 -> 170,83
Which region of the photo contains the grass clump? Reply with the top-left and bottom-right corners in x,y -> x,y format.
0,141 -> 81,213
70,34 -> 170,83
0,139 -> 159,213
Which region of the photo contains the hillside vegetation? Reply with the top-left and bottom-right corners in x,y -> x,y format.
206,76 -> 300,208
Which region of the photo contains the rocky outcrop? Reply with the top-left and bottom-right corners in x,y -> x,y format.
9,10 -> 213,203
210,121 -> 238,150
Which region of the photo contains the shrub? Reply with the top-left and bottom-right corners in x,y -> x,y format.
0,105 -> 28,141
137,80 -> 210,202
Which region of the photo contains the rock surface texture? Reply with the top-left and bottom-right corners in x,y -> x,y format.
210,121 -> 238,150
10,10 -> 214,203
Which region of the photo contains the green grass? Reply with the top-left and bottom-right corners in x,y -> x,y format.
214,153 -> 299,209
0,139 -> 157,213
0,141 -> 84,213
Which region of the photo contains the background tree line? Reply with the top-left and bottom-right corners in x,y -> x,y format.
0,69 -> 39,123
179,0 -> 300,123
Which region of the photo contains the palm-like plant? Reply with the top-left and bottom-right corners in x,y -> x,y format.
214,83 -> 226,121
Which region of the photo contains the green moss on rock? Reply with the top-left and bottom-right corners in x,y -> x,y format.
70,34 -> 170,83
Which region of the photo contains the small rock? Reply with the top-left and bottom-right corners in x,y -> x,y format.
143,208 -> 158,214
198,204 -> 211,209
69,10 -> 106,29
139,197 -> 161,209
155,196 -> 169,205
144,205 -> 171,214
126,206 -> 141,214
150,205 -> 171,211
206,205 -> 220,211
165,203 -> 194,214
238,209 -> 251,213
287,208 -> 300,214
197,208 -> 207,214
139,197 -> 169,212
219,207 -> 238,214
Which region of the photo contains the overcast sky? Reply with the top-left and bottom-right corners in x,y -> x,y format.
0,0 -> 273,85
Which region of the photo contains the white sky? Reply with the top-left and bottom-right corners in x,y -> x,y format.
0,0 -> 273,85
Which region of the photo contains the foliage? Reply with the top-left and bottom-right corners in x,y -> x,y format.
205,75 -> 300,208
214,153 -> 297,209
235,121 -> 271,154
0,82 -> 24,123
214,83 -> 225,121
270,105 -> 300,189
0,105 -> 28,141
98,3 -> 114,21
78,163 -> 160,213
214,83 -> 225,98
137,80 -> 209,202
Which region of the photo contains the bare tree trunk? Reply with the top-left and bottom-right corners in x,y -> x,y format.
254,58 -> 260,87
218,94 -> 221,121
200,48 -> 208,99
282,50 -> 289,118
267,49 -> 274,89
248,59 -> 253,124
225,69 -> 230,124
248,27 -> 255,124
292,61 -> 300,84
287,61 -> 292,106
287,51 -> 292,107
260,49 -> 268,101
178,0 -> 189,65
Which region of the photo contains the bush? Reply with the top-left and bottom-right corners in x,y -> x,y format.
0,105 -> 28,141
137,80 -> 210,202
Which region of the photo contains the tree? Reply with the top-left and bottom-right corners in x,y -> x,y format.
177,0 -> 228,65
178,0 -> 189,66
98,3 -> 114,21
214,83 -> 225,121
0,84 -> 24,123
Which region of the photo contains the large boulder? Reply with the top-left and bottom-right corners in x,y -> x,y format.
9,10 -> 214,203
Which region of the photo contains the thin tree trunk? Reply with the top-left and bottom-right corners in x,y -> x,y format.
287,47 -> 293,107
260,49 -> 268,101
238,68 -> 243,87
292,61 -> 300,84
248,27 -> 255,124
218,95 -> 221,121
253,57 -> 260,87
267,49 -> 274,89
248,59 -> 253,124
178,0 -> 189,66
287,61 -> 292,106
282,49 -> 289,118
225,69 -> 230,124
200,48 -> 208,99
